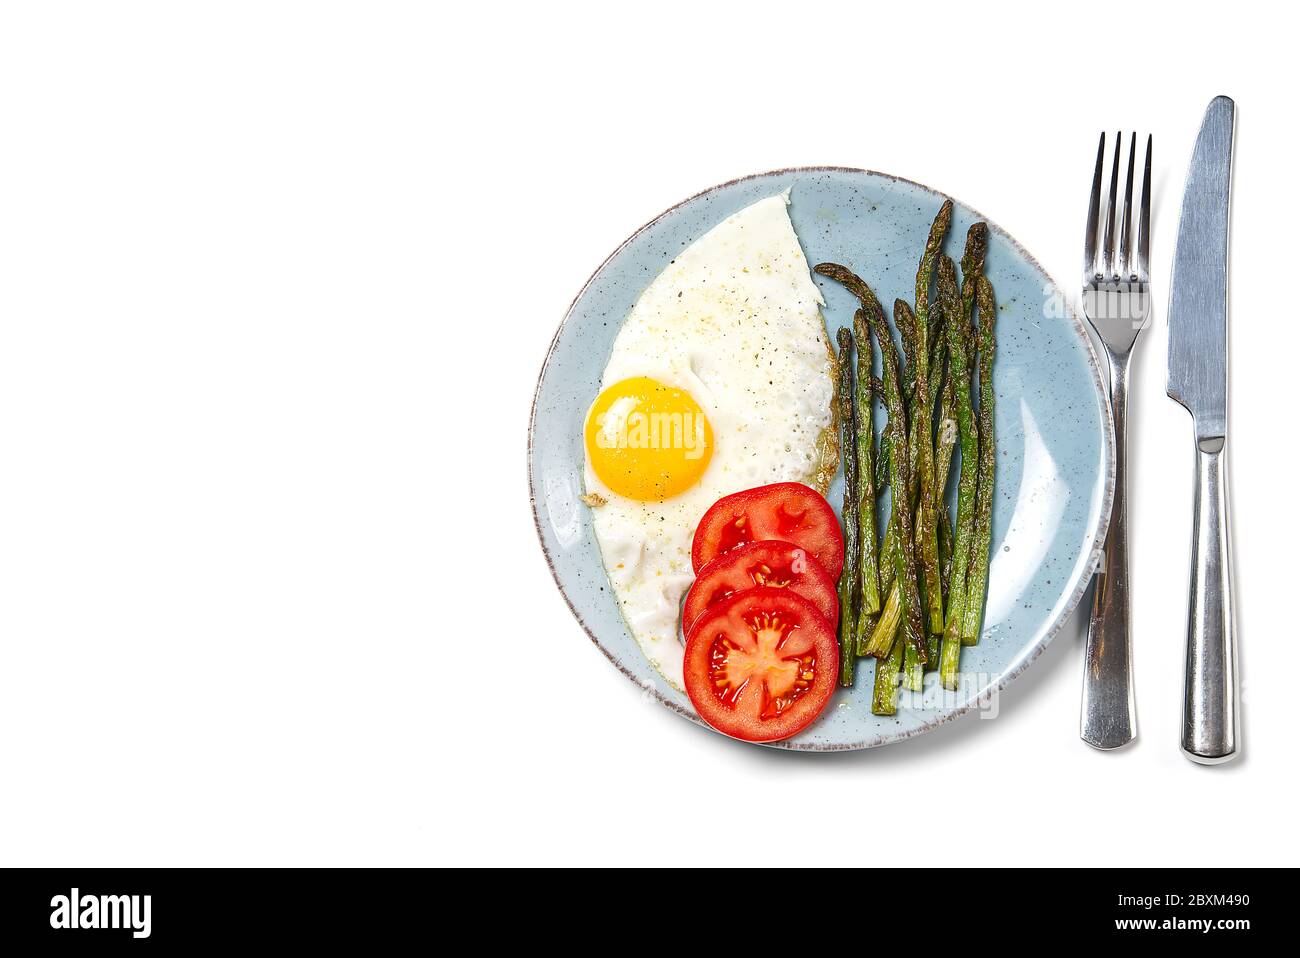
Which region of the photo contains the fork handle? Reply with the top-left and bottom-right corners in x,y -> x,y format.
1182,436 -> 1238,764
1081,350 -> 1136,749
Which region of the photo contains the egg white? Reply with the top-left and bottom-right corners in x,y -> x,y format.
583,191 -> 836,690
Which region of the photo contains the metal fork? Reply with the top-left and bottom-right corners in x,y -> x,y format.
1080,131 -> 1152,750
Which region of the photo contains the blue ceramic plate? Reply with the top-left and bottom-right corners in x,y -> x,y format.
530,168 -> 1114,750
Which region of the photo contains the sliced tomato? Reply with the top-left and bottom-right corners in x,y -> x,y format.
683,587 -> 838,743
691,482 -> 844,580
682,540 -> 838,636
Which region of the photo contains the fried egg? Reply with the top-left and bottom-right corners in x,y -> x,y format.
583,191 -> 837,690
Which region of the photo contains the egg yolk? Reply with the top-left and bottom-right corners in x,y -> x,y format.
585,377 -> 713,501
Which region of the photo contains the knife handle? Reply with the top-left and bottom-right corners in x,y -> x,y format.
1182,436 -> 1239,764
1081,350 -> 1136,749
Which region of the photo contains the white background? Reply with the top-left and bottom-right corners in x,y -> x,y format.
1,2 -> 1295,867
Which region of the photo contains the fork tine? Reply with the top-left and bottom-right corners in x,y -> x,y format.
1118,133 -> 1136,278
1083,132 -> 1105,281
1136,134 -> 1152,282
1101,131 -> 1121,278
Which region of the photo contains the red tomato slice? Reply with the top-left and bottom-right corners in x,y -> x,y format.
682,540 -> 838,636
683,587 -> 838,743
691,482 -> 844,580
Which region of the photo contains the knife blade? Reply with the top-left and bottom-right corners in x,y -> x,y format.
1167,96 -> 1234,436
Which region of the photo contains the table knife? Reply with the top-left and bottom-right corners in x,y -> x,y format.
1167,95 -> 1239,765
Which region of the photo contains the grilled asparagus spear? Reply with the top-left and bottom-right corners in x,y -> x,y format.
912,202 -> 952,636
835,327 -> 860,686
877,302 -> 927,668
938,257 -> 978,690
852,311 -> 880,628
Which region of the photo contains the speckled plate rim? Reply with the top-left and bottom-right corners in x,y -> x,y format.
529,166 -> 1116,751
